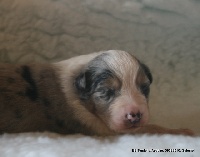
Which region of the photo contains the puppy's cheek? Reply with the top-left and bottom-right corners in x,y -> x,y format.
109,113 -> 127,131
108,104 -> 129,131
140,110 -> 149,125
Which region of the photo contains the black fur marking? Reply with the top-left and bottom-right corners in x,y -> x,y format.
55,119 -> 65,128
14,109 -> 23,119
74,53 -> 122,114
140,83 -> 150,98
75,53 -> 111,100
0,88 -> 10,93
75,68 -> 112,100
75,67 -> 118,114
21,65 -> 38,101
7,77 -> 15,83
42,98 -> 51,107
139,62 -> 153,98
45,112 -> 53,120
16,91 -> 25,97
140,63 -> 153,84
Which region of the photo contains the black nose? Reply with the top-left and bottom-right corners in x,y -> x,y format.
135,112 -> 142,119
126,112 -> 142,124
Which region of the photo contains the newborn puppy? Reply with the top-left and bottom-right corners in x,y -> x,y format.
0,50 -> 193,136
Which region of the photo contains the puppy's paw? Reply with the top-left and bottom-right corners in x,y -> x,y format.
171,128 -> 195,136
134,124 -> 195,136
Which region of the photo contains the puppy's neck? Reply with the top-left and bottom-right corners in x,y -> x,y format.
55,52 -> 101,71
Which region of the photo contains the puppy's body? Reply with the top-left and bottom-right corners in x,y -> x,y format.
0,50 -> 193,136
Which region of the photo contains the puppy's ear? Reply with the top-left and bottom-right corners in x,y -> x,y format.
74,70 -> 93,100
75,67 -> 112,100
140,63 -> 153,84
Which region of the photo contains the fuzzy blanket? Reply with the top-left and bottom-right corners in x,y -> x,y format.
0,133 -> 199,157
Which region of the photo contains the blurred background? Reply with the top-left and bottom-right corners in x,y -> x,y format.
0,0 -> 199,134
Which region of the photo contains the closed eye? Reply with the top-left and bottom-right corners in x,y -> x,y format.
94,88 -> 115,103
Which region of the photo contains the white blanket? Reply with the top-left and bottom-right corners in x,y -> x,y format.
0,133 -> 199,157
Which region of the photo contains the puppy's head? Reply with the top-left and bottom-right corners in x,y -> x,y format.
74,50 -> 152,133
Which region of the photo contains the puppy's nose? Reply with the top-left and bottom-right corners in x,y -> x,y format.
126,112 -> 142,124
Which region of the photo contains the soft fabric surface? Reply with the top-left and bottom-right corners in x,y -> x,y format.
0,133 -> 199,157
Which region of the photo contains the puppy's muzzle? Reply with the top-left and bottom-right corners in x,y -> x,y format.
126,112 -> 142,124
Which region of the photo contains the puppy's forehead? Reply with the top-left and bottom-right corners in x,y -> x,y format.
103,50 -> 139,78
92,51 -> 139,85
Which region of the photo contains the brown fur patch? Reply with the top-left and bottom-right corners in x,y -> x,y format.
0,63 -> 93,134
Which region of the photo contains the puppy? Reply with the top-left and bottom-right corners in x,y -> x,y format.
0,50 -> 194,136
